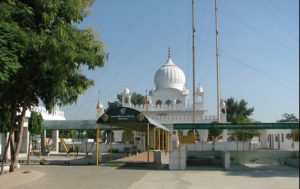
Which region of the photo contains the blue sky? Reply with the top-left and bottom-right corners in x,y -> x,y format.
61,0 -> 299,122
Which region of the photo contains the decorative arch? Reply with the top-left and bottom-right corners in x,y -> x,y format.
176,99 -> 182,104
165,99 -> 172,106
156,100 -> 162,107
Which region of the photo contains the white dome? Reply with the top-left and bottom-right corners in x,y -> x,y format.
220,100 -> 226,108
154,58 -> 186,91
196,85 -> 204,93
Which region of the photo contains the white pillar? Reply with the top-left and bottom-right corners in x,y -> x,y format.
201,130 -> 208,142
223,151 -> 230,170
51,130 -> 59,153
222,129 -> 228,142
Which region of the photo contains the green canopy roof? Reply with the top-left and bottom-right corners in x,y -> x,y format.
42,120 -> 115,130
173,122 -> 300,130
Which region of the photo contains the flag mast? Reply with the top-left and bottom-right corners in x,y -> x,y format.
192,0 -> 196,124
215,0 -> 221,122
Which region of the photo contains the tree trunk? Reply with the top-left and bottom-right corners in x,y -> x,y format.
9,135 -> 15,172
41,130 -> 46,155
0,134 -> 11,175
8,103 -> 17,172
12,104 -> 27,168
3,133 -> 8,163
27,134 -> 31,165
236,136 -> 238,163
248,140 -> 252,151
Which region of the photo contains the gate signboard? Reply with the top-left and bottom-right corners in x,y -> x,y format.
100,107 -> 146,123
179,135 -> 195,144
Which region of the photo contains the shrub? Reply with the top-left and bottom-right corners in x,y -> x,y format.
124,147 -> 131,153
111,148 -> 119,153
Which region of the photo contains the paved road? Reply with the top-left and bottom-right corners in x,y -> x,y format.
0,164 -> 298,189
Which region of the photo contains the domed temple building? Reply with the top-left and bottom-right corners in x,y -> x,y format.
118,54 -> 227,142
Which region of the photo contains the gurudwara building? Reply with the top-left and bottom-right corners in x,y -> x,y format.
114,55 -> 228,142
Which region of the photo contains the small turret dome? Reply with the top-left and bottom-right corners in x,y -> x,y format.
149,89 -> 154,96
196,85 -> 204,94
220,100 -> 226,108
124,87 -> 130,95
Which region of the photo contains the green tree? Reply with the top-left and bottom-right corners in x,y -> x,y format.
0,0 -> 105,172
27,111 -> 43,165
28,112 -> 43,135
225,97 -> 254,122
86,130 -> 96,141
116,92 -> 145,106
208,122 -> 223,151
286,130 -> 299,142
224,97 -> 259,150
0,22 -> 24,85
277,113 -> 299,122
131,92 -> 145,106
278,113 -> 299,143
229,115 -> 261,150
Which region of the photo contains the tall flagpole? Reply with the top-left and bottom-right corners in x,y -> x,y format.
215,0 -> 221,123
192,0 -> 196,124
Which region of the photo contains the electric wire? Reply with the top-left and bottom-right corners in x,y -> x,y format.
195,34 -> 298,92
220,53 -> 298,93
260,0 -> 298,41
219,1 -> 298,57
266,0 -> 298,24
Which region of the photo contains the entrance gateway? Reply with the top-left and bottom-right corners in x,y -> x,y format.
96,107 -> 170,165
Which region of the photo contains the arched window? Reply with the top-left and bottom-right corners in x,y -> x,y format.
176,99 -> 182,104
165,99 -> 172,106
156,100 -> 162,107
125,97 -> 129,103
